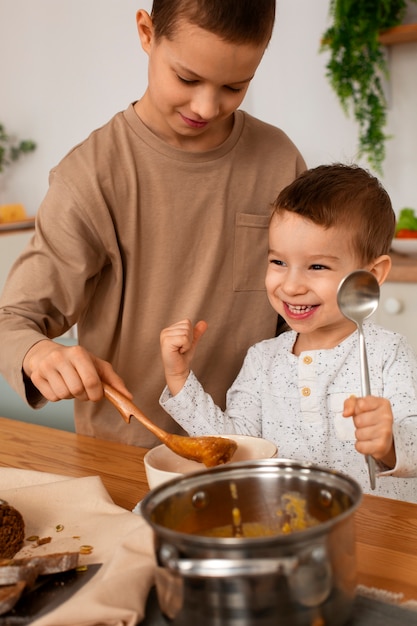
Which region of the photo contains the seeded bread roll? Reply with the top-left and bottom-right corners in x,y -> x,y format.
0,501 -> 25,559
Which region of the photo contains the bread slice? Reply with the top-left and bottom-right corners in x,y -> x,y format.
0,552 -> 80,616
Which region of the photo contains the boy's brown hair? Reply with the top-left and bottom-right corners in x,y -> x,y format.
151,0 -> 275,45
272,164 -> 396,264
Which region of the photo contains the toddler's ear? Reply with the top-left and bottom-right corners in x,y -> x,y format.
136,10 -> 154,53
369,254 -> 391,286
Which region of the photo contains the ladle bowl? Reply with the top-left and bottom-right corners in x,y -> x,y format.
102,383 -> 238,467
337,270 -> 380,490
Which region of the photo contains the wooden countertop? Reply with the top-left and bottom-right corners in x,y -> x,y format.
0,416 -> 149,512
1,416 -> 417,602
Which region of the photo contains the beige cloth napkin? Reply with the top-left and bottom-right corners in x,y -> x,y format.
0,468 -> 157,626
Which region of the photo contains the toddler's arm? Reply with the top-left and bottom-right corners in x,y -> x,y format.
160,319 -> 208,396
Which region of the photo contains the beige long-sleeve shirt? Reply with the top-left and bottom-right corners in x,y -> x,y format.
0,104 -> 305,446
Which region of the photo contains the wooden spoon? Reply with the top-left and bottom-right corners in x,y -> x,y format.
103,383 -> 238,467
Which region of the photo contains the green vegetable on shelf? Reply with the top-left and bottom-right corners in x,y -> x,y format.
395,208 -> 417,237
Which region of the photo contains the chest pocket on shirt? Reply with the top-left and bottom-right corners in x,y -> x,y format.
328,392 -> 356,441
234,213 -> 270,291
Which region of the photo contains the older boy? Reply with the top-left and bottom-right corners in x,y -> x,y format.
0,1 -> 305,445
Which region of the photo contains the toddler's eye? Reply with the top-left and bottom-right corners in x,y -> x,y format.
269,259 -> 284,266
310,264 -> 327,270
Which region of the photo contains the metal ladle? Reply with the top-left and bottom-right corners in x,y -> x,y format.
103,383 -> 237,467
337,270 -> 380,490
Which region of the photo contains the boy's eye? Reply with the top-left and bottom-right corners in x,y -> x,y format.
310,264 -> 328,270
177,75 -> 244,93
269,259 -> 285,267
178,76 -> 197,85
226,85 -> 244,93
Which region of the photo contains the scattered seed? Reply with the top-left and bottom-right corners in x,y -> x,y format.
37,536 -> 52,546
76,565 -> 88,572
26,535 -> 39,542
79,545 -> 93,555
72,536 -> 80,539
55,524 -> 64,532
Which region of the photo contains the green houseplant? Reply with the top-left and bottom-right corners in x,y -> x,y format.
0,123 -> 36,174
321,0 -> 417,174
0,123 -> 37,221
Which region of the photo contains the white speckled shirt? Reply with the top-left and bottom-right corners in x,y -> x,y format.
160,321 -> 417,502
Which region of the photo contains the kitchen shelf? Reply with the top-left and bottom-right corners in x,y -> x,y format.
388,251 -> 417,282
379,23 -> 417,45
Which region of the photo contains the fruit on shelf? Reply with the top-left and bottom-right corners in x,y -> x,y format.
0,203 -> 27,223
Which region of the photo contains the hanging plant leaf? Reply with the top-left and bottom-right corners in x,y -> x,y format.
320,0 -> 416,174
0,123 -> 36,173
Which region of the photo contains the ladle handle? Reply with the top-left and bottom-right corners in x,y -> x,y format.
102,383 -> 169,445
357,325 -> 377,490
358,329 -> 371,397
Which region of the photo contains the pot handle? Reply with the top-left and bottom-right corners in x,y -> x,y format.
159,545 -> 298,578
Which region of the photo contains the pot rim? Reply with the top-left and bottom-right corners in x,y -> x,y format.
140,458 -> 363,546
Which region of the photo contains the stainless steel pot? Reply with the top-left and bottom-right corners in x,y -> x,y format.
141,458 -> 362,626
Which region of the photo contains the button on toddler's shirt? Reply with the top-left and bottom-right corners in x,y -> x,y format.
298,351 -> 320,422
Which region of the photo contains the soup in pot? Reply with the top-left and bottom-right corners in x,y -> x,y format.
194,491 -> 320,538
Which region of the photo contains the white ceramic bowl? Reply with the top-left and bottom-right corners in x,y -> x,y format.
391,238 -> 417,256
144,434 -> 278,489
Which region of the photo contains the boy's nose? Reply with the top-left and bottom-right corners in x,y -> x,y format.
281,270 -> 308,296
190,88 -> 220,121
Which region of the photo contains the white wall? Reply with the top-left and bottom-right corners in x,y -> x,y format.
0,0 -> 152,213
1,0 -> 416,215
246,0 -> 417,215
